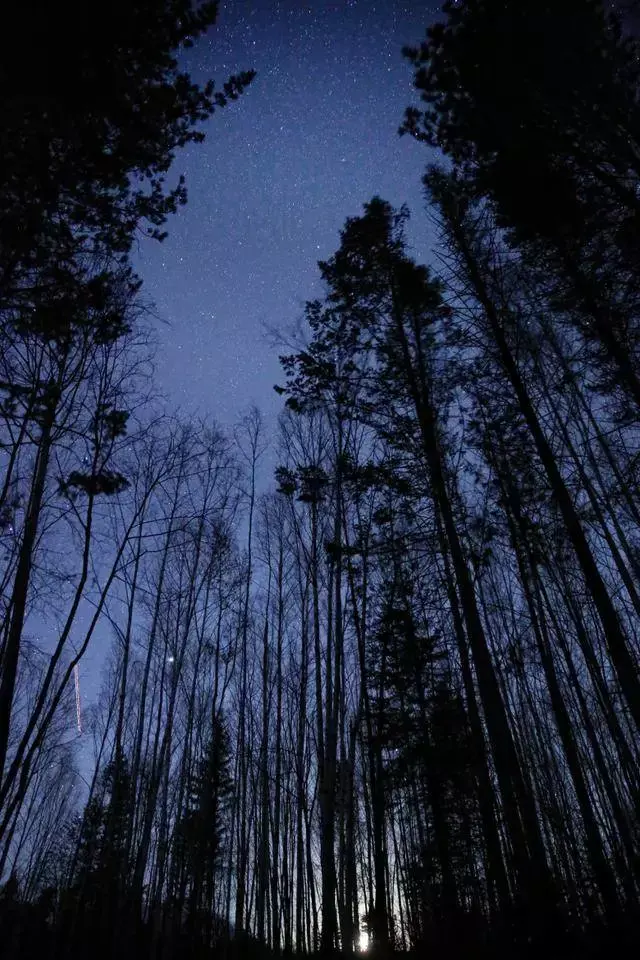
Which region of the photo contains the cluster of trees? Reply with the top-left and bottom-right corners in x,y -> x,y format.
1,1 -> 640,958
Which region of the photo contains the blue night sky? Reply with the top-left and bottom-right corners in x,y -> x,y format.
134,0 -> 438,432
74,0 -> 440,715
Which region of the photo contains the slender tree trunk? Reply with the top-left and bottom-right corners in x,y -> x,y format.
447,211 -> 640,733
0,408 -> 55,787
498,451 -> 621,919
387,284 -> 554,923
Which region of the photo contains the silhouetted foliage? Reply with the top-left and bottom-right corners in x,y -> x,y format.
2,2 -> 640,960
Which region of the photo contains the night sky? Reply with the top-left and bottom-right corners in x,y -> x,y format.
135,0 -> 438,433
76,0 -> 440,714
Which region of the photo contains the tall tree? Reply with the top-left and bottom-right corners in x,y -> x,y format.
402,0 -> 640,410
0,0 -> 253,808
1,0 -> 254,291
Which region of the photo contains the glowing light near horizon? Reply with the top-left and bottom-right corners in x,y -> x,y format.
358,931 -> 369,953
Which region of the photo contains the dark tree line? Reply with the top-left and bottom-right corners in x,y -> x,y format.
1,2 -> 639,959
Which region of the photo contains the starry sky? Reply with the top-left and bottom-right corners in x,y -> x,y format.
134,0 -> 439,435
41,0 -> 640,775
72,0 -> 441,719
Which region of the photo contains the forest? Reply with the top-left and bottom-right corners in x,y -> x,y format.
1,1 -> 640,957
